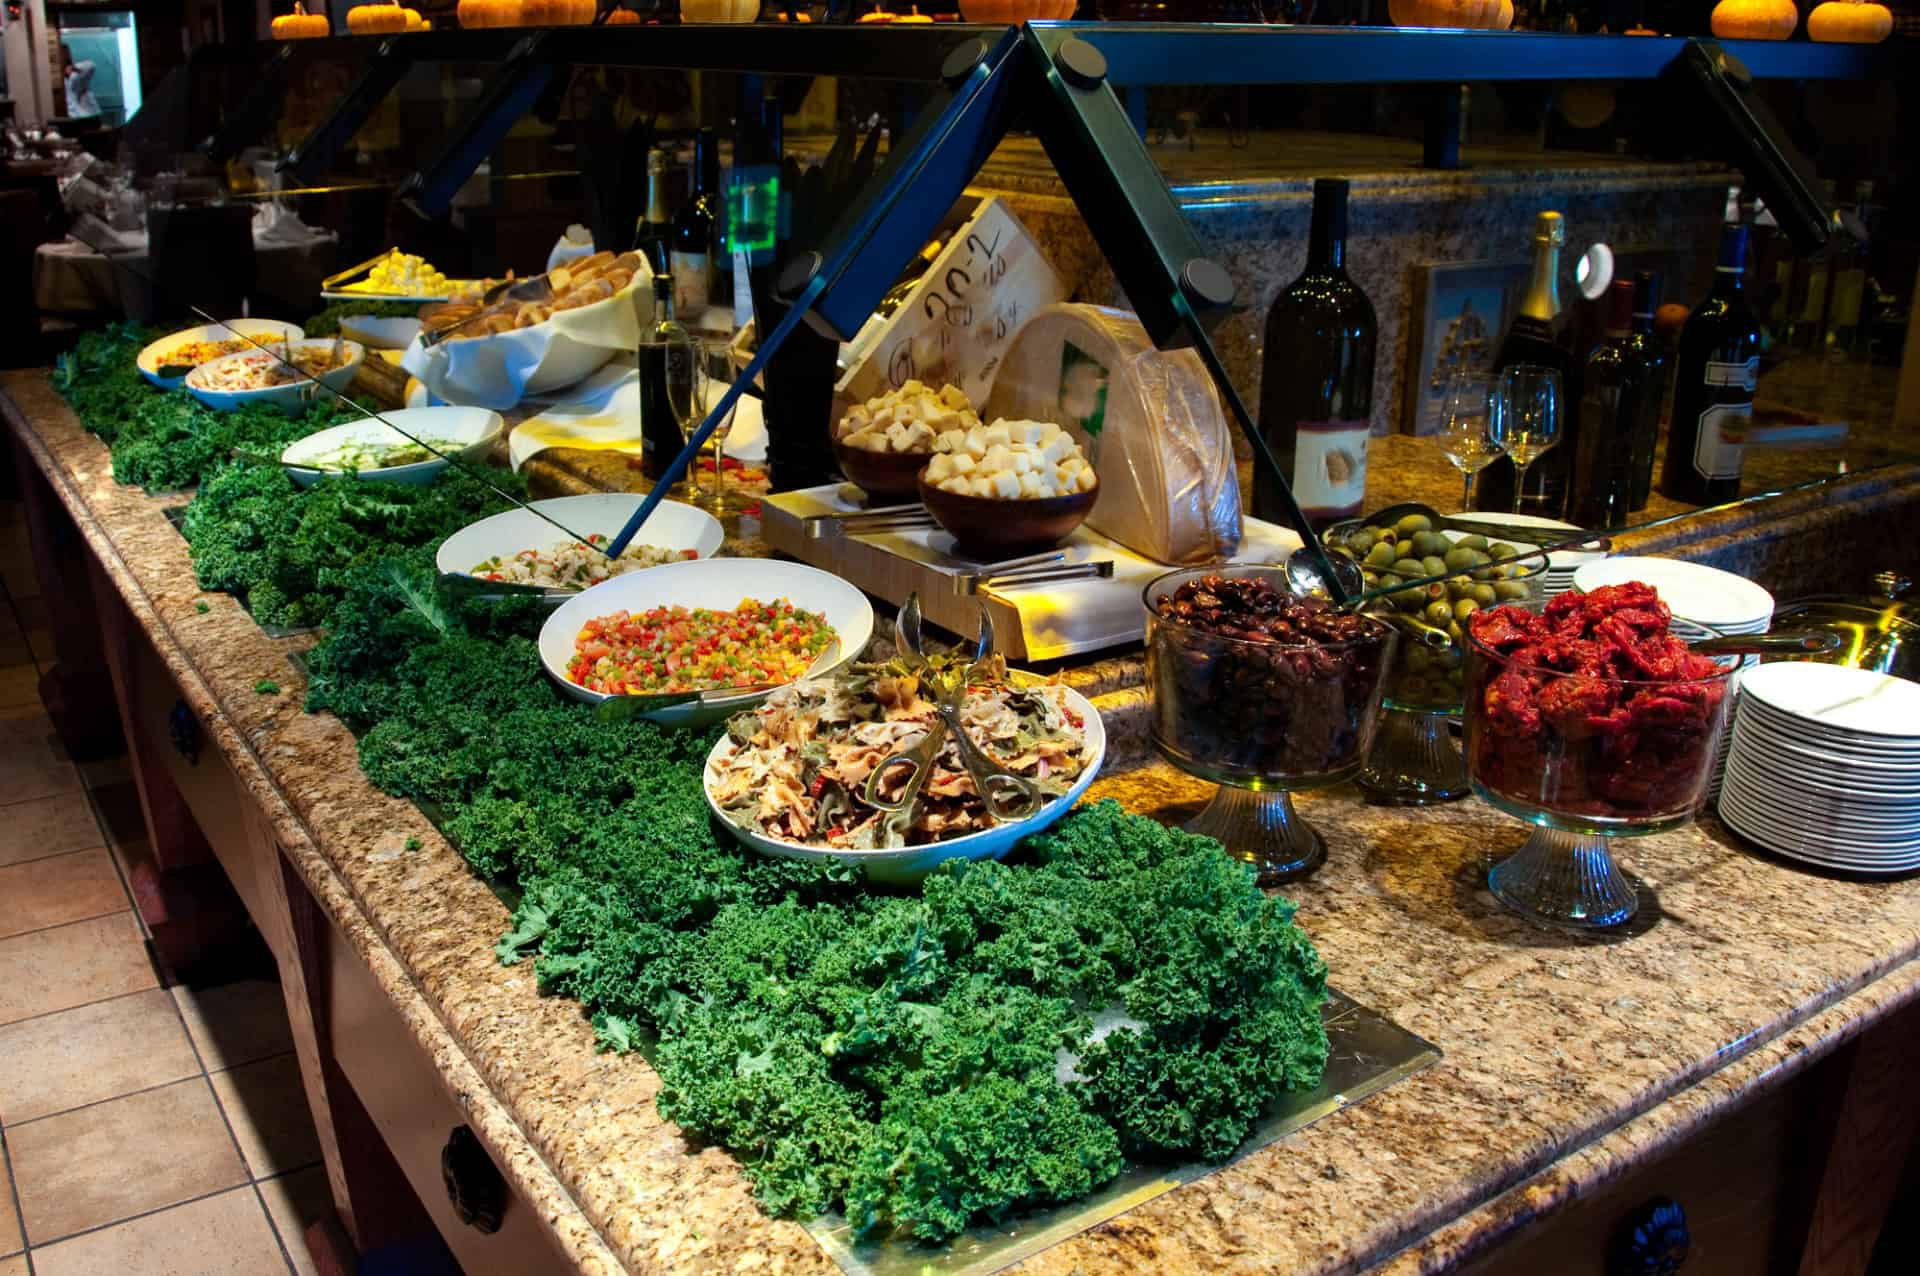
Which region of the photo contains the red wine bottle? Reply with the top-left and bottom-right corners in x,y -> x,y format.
1254,178 -> 1377,530
671,130 -> 719,319
1569,280 -> 1640,530
1661,225 -> 1759,507
1472,211 -> 1576,515
1625,271 -> 1665,512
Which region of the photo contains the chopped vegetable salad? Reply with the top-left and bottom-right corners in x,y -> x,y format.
567,598 -> 835,696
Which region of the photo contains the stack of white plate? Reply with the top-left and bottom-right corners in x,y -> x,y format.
1462,513 -> 1607,598
1571,556 -> 1776,799
1718,663 -> 1920,874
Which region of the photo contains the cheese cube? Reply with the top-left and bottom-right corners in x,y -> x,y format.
964,426 -> 987,457
982,422 -> 1012,448
901,420 -> 935,450
1037,421 -> 1063,443
1033,473 -> 1058,499
970,476 -> 996,498
982,443 -> 1013,473
926,454 -> 953,483
936,429 -> 966,453
989,470 -> 1022,500
1017,470 -> 1042,498
1011,449 -> 1035,474
1055,464 -> 1076,489
941,476 -> 971,495
1039,434 -> 1075,465
1010,421 -> 1046,447
885,422 -> 913,452
1076,465 -> 1098,492
948,453 -> 976,475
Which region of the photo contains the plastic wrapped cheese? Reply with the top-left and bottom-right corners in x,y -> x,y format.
983,303 -> 1241,566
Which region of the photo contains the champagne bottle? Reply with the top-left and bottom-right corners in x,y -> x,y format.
1568,280 -> 1640,531
671,130 -> 719,320
1625,270 -> 1665,513
633,147 -> 672,279
1661,224 -> 1759,507
1254,178 -> 1377,530
1472,210 -> 1576,515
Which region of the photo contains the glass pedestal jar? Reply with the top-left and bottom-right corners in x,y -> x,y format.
1145,566 -> 1398,884
1357,707 -> 1468,805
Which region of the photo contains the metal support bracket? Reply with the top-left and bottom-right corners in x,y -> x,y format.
398,33 -> 557,219
279,38 -> 419,182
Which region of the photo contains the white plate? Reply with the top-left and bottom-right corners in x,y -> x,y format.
1720,759 -> 1920,825
1737,697 -> 1920,753
704,684 -> 1106,885
435,494 -> 724,586
1457,512 -> 1608,572
1571,557 -> 1774,629
1718,775 -> 1920,843
1721,800 -> 1920,872
537,557 -> 874,725
137,319 -> 306,390
185,339 -> 366,416
280,406 -> 502,486
1729,715 -> 1920,782
1736,662 -> 1920,741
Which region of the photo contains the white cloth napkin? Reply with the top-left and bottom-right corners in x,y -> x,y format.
507,365 -> 768,471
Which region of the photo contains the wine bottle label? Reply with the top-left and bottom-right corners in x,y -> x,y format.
1692,401 -> 1751,481
1292,420 -> 1369,517
1703,357 -> 1758,392
672,252 -> 710,315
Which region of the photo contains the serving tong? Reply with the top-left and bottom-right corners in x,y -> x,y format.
863,594 -> 1042,826
803,506 -> 1114,592
594,636 -> 842,721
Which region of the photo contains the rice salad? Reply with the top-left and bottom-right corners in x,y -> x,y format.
471,534 -> 696,590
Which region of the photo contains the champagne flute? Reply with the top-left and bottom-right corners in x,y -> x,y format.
1436,371 -> 1502,512
687,340 -> 755,515
1489,364 -> 1564,516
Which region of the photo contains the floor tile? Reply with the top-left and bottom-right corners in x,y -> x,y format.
0,629 -> 31,670
259,1165 -> 332,1276
173,979 -> 296,1074
0,988 -> 200,1124
0,848 -> 126,940
31,1186 -> 288,1276
8,1077 -> 246,1243
208,1055 -> 320,1179
0,791 -> 102,868
0,718 -> 78,806
0,666 -> 39,712
0,1255 -> 23,1276
0,1141 -> 19,1256
0,912 -> 156,1027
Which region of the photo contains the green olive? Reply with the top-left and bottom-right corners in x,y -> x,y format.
1470,565 -> 1499,582
1424,582 -> 1448,601
1445,574 -> 1474,598
1347,528 -> 1378,555
1364,541 -> 1397,569
1457,534 -> 1489,551
1421,555 -> 1449,579
1390,558 -> 1424,580
1446,667 -> 1466,687
1413,531 -> 1450,559
1443,546 -> 1477,573
1362,570 -> 1381,590
1394,513 -> 1433,537
1448,621 -> 1464,644
1488,541 -> 1519,561
1433,646 -> 1464,670
1377,573 -> 1404,593
1494,580 -> 1531,601
1423,600 -> 1453,626
1453,598 -> 1479,622
1390,586 -> 1426,609
1472,583 -> 1499,606
1404,645 -> 1433,673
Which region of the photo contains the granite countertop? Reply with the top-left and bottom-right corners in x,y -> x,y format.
7,366 -> 1920,1275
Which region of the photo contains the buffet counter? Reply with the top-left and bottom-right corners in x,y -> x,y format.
6,364 -> 1920,1275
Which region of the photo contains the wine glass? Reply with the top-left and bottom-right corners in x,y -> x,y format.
686,340 -> 757,516
1436,370 -> 1501,512
1489,364 -> 1564,516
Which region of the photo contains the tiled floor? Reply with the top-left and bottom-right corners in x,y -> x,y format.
0,495 -> 330,1275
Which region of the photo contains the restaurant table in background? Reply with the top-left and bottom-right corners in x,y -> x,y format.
32,217 -> 338,321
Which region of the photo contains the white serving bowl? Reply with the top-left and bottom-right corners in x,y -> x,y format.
184,338 -> 366,416
704,682 -> 1107,884
280,406 -> 502,487
435,493 -> 724,586
337,315 -> 423,350
537,557 -> 874,726
137,319 -> 306,390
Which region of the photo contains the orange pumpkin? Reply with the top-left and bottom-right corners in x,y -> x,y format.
958,0 -> 1075,16
1807,0 -> 1892,41
347,1 -> 411,32
606,4 -> 641,19
1709,0 -> 1798,38
459,0 -> 526,24
1623,23 -> 1658,32
858,7 -> 893,19
403,6 -> 428,26
1388,0 -> 1511,29
271,3 -> 331,37
681,0 -> 758,18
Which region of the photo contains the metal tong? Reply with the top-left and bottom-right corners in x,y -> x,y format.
862,594 -> 1042,825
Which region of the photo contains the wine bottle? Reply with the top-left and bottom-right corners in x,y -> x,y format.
1254,177 -> 1377,530
1471,210 -> 1576,515
1625,270 -> 1665,513
671,130 -> 719,320
633,147 -> 672,280
1661,224 -> 1759,507
1568,280 -> 1640,531
639,274 -> 693,485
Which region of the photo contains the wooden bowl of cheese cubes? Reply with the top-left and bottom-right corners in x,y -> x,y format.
918,418 -> 1099,558
833,380 -> 980,502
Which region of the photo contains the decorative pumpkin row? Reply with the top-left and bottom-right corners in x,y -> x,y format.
347,1 -> 427,32
1388,0 -> 1514,30
457,0 -> 597,24
1710,0 -> 1892,40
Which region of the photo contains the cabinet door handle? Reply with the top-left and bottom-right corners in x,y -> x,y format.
441,1125 -> 506,1234
167,699 -> 199,766
1608,1196 -> 1690,1276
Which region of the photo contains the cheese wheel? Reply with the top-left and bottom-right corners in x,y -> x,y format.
984,303 -> 1241,566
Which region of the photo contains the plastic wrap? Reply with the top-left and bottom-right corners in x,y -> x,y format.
401,270 -> 649,410
984,303 -> 1241,566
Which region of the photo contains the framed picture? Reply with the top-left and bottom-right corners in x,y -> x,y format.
1405,258 -> 1525,437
